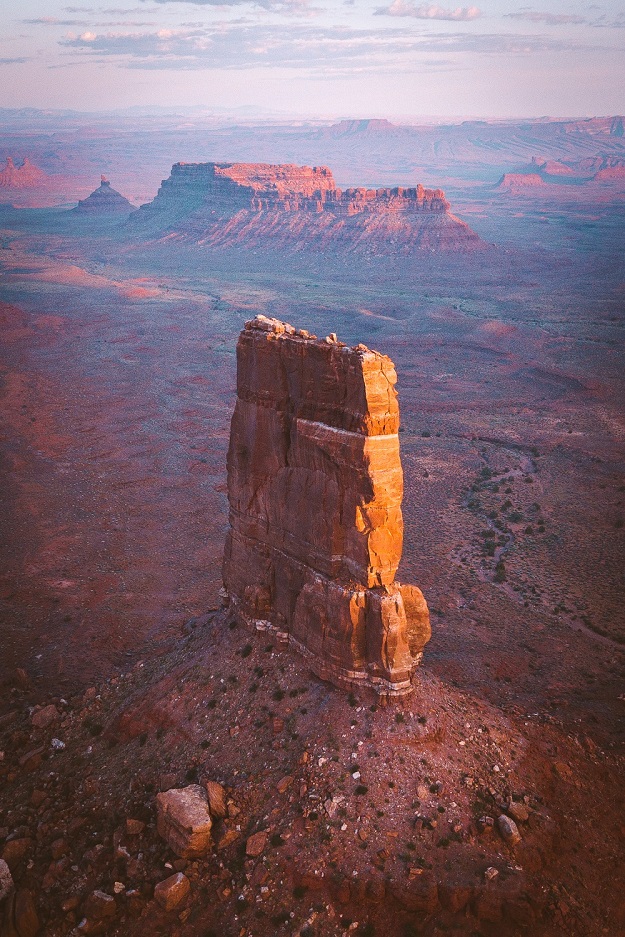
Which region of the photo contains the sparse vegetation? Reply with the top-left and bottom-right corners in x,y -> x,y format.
494,560 -> 507,583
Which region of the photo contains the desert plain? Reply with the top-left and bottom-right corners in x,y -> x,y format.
0,112 -> 624,936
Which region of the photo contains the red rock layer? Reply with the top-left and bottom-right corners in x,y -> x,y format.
0,157 -> 45,188
222,316 -> 431,696
149,161 -> 449,214
135,161 -> 480,253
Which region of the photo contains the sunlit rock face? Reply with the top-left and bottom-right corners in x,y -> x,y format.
133,161 -> 481,253
222,315 -> 431,696
144,161 -> 449,215
0,157 -> 45,188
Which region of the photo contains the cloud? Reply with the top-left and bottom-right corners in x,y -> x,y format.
375,1 -> 481,20
144,0 -> 316,11
23,10 -> 160,28
505,9 -> 625,27
505,11 -> 586,25
64,5 -> 153,10
23,17 -> 90,26
58,22 -> 593,70
0,57 -> 28,64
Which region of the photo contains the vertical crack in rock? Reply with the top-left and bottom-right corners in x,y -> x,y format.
222,315 -> 431,696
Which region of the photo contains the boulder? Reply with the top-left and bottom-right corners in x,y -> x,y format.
156,786 -> 213,858
0,858 -> 14,901
30,705 -> 59,730
2,839 -> 32,871
83,890 -> 116,921
154,873 -> 190,911
506,801 -> 530,823
13,889 -> 40,936
497,814 -> 522,846
245,831 -> 268,857
205,781 -> 227,819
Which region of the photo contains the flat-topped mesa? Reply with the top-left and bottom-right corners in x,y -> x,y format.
222,315 -> 431,697
146,161 -> 449,215
152,162 -> 337,214
133,160 -> 479,252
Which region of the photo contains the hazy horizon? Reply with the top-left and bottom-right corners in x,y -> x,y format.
1,0 -> 624,119
0,104 -> 622,124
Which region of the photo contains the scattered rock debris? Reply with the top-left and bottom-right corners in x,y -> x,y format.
0,609 -> 623,935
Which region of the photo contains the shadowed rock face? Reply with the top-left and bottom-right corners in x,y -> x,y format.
222,315 -> 431,696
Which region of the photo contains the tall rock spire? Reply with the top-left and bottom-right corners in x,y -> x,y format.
222,315 -> 431,697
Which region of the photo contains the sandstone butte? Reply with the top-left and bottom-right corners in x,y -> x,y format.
0,156 -> 45,188
222,315 -> 431,697
73,176 -> 136,215
132,160 -> 481,252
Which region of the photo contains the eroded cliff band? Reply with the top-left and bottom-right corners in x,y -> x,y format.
132,160 -> 481,252
222,315 -> 431,697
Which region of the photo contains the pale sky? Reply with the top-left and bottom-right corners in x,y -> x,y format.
1,0 -> 623,117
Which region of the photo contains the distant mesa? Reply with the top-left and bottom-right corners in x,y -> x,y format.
610,116 -> 624,137
562,115 -> 625,136
325,118 -> 398,137
578,154 -> 625,174
496,172 -> 546,190
496,152 -> 625,190
0,156 -> 46,188
133,161 -> 481,253
593,163 -> 625,181
586,155 -> 625,181
73,176 -> 136,216
530,157 -> 574,176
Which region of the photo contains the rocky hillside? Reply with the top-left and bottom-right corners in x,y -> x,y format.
131,162 -> 481,254
3,605 -> 624,937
